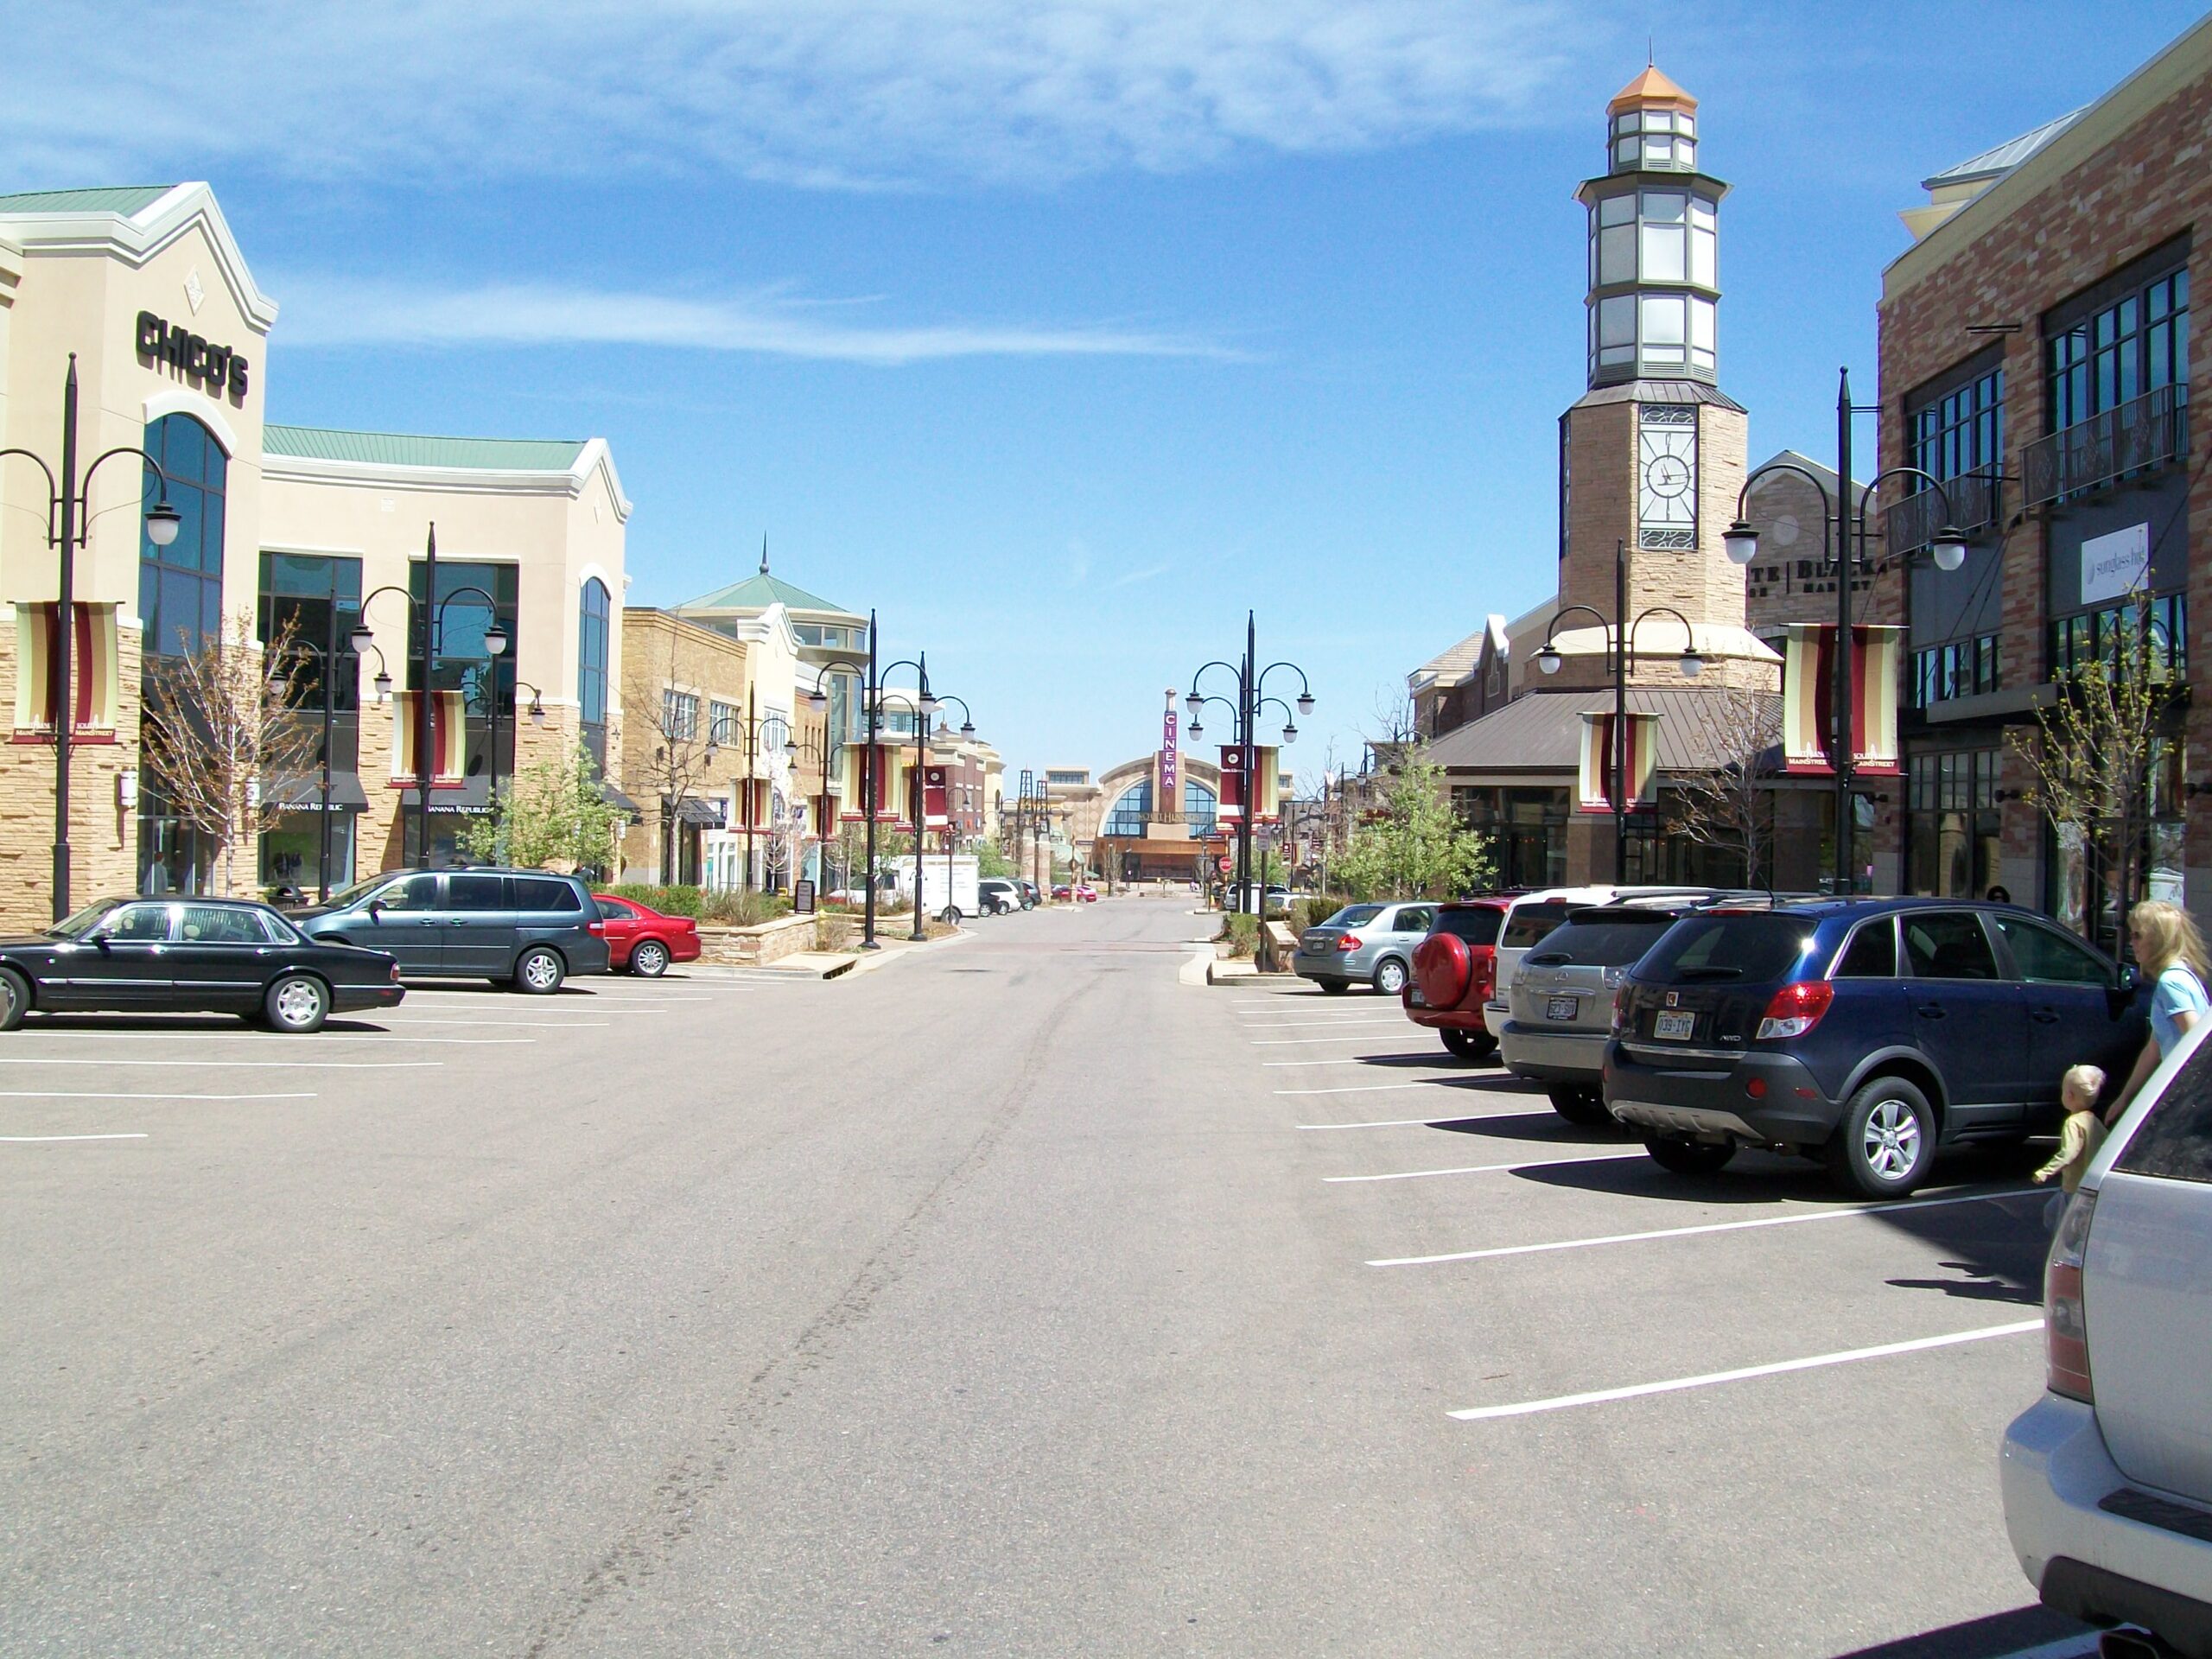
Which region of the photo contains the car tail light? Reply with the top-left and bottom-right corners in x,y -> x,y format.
1755,980 -> 1834,1040
2046,1190 -> 2095,1402
1338,936 -> 1362,952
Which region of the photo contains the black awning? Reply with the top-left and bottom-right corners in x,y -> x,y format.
266,771 -> 370,812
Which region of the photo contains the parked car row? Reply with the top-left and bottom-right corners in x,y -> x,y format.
1299,885 -> 2150,1199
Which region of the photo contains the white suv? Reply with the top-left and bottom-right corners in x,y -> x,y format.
2001,1015 -> 2212,1656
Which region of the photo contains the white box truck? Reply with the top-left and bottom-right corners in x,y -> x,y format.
889,855 -> 981,922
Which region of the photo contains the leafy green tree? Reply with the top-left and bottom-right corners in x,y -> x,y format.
460,741 -> 626,874
1332,756 -> 1492,900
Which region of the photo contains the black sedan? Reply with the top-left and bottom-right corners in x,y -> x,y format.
0,896 -> 405,1033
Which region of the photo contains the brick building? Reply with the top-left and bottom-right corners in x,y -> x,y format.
1875,14 -> 2212,945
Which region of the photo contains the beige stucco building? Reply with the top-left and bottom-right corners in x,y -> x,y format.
0,182 -> 629,925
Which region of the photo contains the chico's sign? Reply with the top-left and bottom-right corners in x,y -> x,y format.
135,311 -> 250,397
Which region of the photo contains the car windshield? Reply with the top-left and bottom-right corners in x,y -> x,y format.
46,899 -> 124,939
1431,907 -> 1503,946
1322,906 -> 1384,928
1524,913 -> 1680,968
1636,913 -> 1822,982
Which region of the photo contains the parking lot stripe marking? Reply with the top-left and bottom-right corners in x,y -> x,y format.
1297,1115 -> 1497,1130
1446,1319 -> 2045,1421
1325,1152 -> 1647,1183
1252,1035 -> 1438,1046
1368,1187 -> 2031,1268
0,1090 -> 315,1100
2,1133 -> 149,1142
1277,1081 -> 1452,1096
0,1058 -> 437,1070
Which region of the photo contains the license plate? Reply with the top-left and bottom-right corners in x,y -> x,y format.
1546,995 -> 1577,1022
1408,988 -> 1427,1007
1653,1010 -> 1695,1040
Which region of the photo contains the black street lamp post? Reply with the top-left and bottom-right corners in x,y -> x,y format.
1724,372 -> 1967,893
0,355 -> 183,918
352,527 -> 507,870
1184,612 -> 1313,913
1533,539 -> 1706,885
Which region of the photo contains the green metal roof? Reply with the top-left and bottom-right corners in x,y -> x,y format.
0,186 -> 175,216
263,424 -> 588,472
677,570 -> 853,617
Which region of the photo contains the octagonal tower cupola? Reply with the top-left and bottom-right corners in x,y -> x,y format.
1578,65 -> 1726,388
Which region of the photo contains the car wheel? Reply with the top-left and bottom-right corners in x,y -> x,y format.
1827,1076 -> 1936,1198
1644,1135 -> 1736,1175
1442,1027 -> 1497,1063
1373,957 -> 1408,997
1547,1085 -> 1611,1125
0,967 -> 29,1032
631,939 -> 670,978
515,947 -> 565,995
264,973 -> 329,1034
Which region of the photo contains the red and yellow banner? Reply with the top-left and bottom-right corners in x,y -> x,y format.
1577,710 -> 1661,814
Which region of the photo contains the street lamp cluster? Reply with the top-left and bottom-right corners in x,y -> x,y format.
1184,612 -> 1314,910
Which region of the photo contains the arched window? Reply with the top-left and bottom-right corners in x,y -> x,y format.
139,415 -> 226,658
578,578 -> 610,764
1184,779 -> 1217,833
1103,781 -> 1151,837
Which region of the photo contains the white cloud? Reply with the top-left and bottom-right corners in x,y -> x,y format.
272,276 -> 1236,364
2,2 -> 1582,190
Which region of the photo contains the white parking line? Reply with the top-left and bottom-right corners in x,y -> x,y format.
0,1090 -> 315,1100
0,1058 -> 436,1070
2,1133 -> 149,1142
1297,1114 -> 1500,1130
1368,1187 -> 2031,1268
1276,1081 -> 1452,1096
1447,1319 -> 2045,1421
1325,1152 -> 1646,1184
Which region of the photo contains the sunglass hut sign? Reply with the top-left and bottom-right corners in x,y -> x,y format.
135,311 -> 250,398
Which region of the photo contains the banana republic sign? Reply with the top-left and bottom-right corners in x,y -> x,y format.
135,311 -> 250,398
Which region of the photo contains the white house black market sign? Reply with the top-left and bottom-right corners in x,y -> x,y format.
135,311 -> 250,397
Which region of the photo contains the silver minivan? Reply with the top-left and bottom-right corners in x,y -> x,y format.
1294,902 -> 1437,995
2002,1015 -> 2212,1655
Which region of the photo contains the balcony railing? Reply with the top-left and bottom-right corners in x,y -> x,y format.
2024,382 -> 2189,508
1886,467 -> 2001,557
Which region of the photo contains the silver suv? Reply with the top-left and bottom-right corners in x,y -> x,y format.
2002,1016 -> 2212,1655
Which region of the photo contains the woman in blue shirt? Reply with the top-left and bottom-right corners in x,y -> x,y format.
2110,899 -> 2211,1122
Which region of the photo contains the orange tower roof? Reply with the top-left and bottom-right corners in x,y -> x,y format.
1607,65 -> 1697,113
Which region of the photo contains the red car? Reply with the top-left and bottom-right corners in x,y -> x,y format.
591,894 -> 702,977
1052,883 -> 1099,903
1402,898 -> 1510,1062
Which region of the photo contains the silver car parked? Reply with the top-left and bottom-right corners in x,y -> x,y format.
1294,902 -> 1437,995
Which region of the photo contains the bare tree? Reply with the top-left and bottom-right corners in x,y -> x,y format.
141,609 -> 320,897
1665,689 -> 1783,887
2008,598 -> 2175,945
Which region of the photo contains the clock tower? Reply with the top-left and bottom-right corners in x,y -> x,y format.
1553,67 -> 1761,690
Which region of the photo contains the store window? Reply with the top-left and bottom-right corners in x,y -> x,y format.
578,577 -> 610,766
1906,749 -> 2002,900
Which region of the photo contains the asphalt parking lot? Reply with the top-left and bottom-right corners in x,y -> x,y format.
0,902 -> 2108,1656
1221,974 -> 2090,1658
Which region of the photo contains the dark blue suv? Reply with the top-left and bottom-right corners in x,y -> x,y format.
1605,899 -> 2148,1198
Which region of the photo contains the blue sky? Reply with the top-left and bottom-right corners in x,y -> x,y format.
7,1 -> 2204,785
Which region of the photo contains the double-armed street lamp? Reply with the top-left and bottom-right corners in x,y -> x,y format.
1184,612 -> 1313,912
1721,368 -> 1969,893
351,525 -> 509,870
1531,538 -> 1706,885
0,355 -> 184,918
810,612 -> 936,950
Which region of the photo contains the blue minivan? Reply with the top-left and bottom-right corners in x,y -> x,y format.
1605,898 -> 2147,1197
297,868 -> 610,992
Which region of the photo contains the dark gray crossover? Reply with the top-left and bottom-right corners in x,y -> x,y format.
297,868 -> 610,993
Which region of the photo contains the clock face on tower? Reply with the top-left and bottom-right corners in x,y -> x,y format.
1638,405 -> 1698,550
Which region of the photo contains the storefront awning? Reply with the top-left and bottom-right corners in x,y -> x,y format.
266,771 -> 370,812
